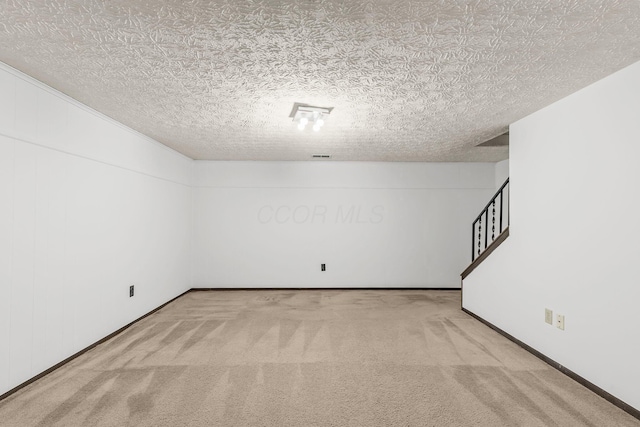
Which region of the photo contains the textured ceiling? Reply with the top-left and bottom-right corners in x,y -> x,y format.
1,1 -> 640,161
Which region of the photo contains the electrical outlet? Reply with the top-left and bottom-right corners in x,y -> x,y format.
321,264 -> 326,271
556,314 -> 565,330
129,285 -> 134,297
545,308 -> 553,325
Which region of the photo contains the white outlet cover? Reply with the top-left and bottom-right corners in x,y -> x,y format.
556,314 -> 565,330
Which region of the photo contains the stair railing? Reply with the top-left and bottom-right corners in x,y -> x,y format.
472,178 -> 509,261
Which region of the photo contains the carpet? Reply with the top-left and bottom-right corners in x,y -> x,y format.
0,290 -> 637,426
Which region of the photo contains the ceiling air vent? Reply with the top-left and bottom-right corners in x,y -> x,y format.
312,154 -> 331,159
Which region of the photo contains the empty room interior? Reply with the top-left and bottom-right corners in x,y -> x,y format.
1,1 -> 639,425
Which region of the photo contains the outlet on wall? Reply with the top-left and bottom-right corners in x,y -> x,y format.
321,264 -> 326,272
556,314 -> 565,330
545,308 -> 553,325
129,285 -> 134,297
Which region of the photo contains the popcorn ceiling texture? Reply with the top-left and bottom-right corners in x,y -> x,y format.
1,0 -> 639,161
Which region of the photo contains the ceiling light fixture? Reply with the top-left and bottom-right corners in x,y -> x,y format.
290,103 -> 333,132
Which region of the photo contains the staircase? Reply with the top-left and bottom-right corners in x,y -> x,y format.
462,177 -> 509,279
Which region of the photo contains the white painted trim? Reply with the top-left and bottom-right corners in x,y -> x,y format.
0,130 -> 191,188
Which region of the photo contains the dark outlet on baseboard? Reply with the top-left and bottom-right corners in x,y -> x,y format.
129,285 -> 134,297
321,264 -> 326,271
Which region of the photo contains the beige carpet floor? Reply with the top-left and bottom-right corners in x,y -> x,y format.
0,290 -> 638,426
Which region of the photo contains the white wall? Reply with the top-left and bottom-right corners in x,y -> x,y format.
494,159 -> 509,189
0,63 -> 193,396
193,161 -> 495,288
462,60 -> 640,410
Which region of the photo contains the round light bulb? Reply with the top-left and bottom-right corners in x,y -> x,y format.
300,117 -> 309,126
316,118 -> 325,127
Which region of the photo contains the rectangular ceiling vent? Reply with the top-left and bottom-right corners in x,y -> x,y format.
312,154 -> 331,159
